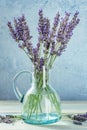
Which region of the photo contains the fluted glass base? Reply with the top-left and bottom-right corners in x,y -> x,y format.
22,113 -> 61,125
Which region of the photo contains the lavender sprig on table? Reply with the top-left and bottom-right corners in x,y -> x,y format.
68,113 -> 87,125
0,115 -> 21,124
7,10 -> 80,70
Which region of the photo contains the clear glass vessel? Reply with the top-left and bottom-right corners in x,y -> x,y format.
13,66 -> 61,125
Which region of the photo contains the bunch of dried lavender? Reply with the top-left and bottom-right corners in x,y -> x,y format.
7,10 -> 80,70
0,115 -> 21,124
68,113 -> 87,125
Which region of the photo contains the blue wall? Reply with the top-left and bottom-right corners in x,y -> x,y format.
0,0 -> 87,100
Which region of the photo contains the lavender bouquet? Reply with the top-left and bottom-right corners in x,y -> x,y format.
7,10 -> 80,124
8,10 -> 80,70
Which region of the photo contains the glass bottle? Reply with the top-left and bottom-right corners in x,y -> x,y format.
13,66 -> 61,125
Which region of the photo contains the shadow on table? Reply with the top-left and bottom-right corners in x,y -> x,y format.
38,120 -> 84,130
40,124 -> 71,129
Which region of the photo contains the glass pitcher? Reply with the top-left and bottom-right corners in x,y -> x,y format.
13,66 -> 61,125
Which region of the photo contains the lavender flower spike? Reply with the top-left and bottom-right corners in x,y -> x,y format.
56,11 -> 80,56
7,22 -> 17,41
49,12 -> 60,44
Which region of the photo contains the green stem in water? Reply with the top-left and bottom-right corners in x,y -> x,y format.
45,86 -> 61,114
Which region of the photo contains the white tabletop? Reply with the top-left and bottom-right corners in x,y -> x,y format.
0,101 -> 87,130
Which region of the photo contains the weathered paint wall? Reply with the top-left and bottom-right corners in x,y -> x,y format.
0,0 -> 87,100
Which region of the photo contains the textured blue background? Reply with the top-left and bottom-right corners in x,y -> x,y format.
0,0 -> 87,100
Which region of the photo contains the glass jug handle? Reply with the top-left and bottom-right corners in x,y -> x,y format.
13,70 -> 32,103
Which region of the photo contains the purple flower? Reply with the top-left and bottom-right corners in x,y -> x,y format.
32,48 -> 39,66
38,9 -> 44,42
55,11 -> 80,56
50,42 -> 55,55
50,12 -> 60,42
38,10 -> 50,42
53,12 -> 60,27
39,9 -> 43,16
15,15 -> 32,43
39,57 -> 44,70
57,44 -> 66,56
26,42 -> 33,56
8,15 -> 32,44
7,22 -> 17,41
56,12 -> 70,43
42,18 -> 50,41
